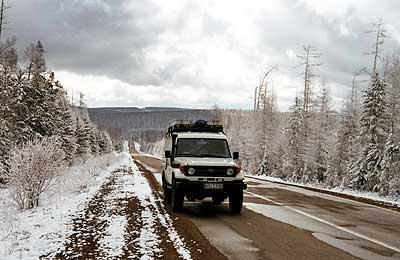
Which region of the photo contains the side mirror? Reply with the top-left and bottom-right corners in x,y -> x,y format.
165,150 -> 171,158
233,152 -> 239,160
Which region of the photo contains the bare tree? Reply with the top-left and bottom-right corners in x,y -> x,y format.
255,64 -> 278,111
297,45 -> 322,143
79,92 -> 86,107
0,36 -> 17,68
210,104 -> 223,122
0,0 -> 10,41
365,19 -> 387,73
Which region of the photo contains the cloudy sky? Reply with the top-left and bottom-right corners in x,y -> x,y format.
6,0 -> 400,110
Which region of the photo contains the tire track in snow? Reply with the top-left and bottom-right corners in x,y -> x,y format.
51,167 -> 124,259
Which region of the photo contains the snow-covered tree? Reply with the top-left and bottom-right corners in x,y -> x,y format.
327,100 -> 358,187
88,123 -> 100,156
0,69 -> 15,177
384,50 -> 400,143
380,133 -> 400,196
24,41 -> 46,79
75,118 -> 90,159
258,89 -> 282,177
0,36 -> 18,69
283,97 -> 304,181
308,82 -> 336,183
349,72 -> 388,191
98,131 -> 113,154
56,92 -> 77,164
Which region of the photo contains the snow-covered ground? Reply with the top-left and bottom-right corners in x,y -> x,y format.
247,175 -> 400,208
123,154 -> 191,260
0,141 -> 192,260
0,153 -> 125,260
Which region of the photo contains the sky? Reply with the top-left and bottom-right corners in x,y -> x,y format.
6,0 -> 400,110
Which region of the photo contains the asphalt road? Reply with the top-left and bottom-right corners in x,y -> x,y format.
133,154 -> 400,260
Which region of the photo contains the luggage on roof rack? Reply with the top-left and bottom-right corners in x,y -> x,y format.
166,119 -> 224,136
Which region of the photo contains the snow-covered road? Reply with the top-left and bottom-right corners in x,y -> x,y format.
43,153 -> 227,260
50,155 -> 192,260
0,150 -> 229,260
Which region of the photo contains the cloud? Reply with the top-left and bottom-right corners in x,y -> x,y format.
5,0 -> 400,110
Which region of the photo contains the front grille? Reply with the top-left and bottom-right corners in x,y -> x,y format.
185,166 -> 236,177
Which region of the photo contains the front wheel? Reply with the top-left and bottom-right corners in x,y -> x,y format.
162,175 -> 171,203
171,179 -> 184,212
229,190 -> 243,213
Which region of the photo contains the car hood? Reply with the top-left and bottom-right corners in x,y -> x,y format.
174,157 -> 236,167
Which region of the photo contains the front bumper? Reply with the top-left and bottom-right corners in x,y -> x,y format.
175,180 -> 247,196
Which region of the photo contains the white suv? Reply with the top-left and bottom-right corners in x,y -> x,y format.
161,119 -> 247,213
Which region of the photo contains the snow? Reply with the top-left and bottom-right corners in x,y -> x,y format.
247,175 -> 400,208
137,208 -> 162,259
134,141 -> 142,153
99,215 -> 127,258
124,155 -> 192,260
138,152 -> 162,160
153,172 -> 162,185
0,153 -> 126,260
0,140 -> 192,260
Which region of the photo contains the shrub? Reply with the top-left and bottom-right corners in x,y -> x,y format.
2,137 -> 65,209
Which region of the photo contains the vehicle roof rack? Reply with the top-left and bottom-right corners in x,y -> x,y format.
166,119 -> 224,136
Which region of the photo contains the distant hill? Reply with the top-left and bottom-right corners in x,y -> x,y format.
88,107 -> 212,141
87,107 -> 193,114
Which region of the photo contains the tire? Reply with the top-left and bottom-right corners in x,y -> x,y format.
171,178 -> 184,212
229,190 -> 243,213
162,175 -> 171,203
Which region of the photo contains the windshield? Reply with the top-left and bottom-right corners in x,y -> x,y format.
175,138 -> 231,158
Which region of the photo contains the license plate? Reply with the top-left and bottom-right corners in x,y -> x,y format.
204,183 -> 223,189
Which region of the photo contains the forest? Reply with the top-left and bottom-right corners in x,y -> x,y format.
131,21 -> 400,201
220,21 -> 400,200
0,38 -> 118,209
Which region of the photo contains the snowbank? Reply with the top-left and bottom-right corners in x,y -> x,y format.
139,139 -> 164,159
248,175 -> 400,208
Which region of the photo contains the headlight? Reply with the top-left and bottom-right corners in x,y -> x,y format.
227,168 -> 234,176
188,167 -> 196,175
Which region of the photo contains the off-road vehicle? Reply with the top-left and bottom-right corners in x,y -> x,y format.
161,119 -> 247,213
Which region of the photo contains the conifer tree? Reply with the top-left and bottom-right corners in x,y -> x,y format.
381,133 -> 400,195
283,97 -> 304,181
349,73 -> 388,191
98,131 -> 113,154
75,119 -> 90,158
54,90 -> 76,164
0,69 -> 14,171
24,41 -> 46,79
328,98 -> 358,187
85,120 -> 100,156
309,82 -> 334,183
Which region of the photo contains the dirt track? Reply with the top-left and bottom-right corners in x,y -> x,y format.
43,160 -> 228,260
